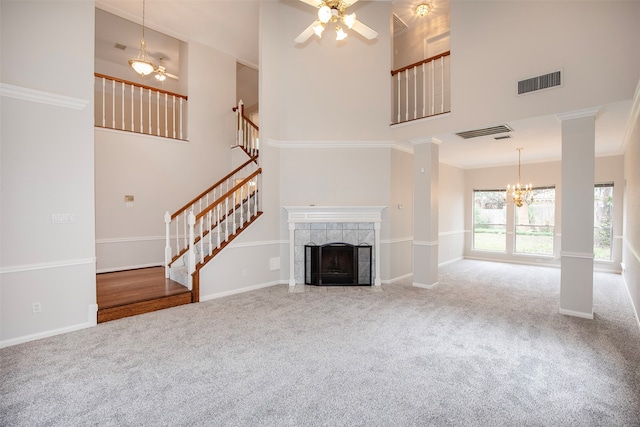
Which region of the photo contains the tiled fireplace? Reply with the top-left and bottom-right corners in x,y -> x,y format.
284,206 -> 385,286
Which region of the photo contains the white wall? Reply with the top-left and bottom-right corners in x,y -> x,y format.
622,85 -> 640,324
438,162 -> 465,265
95,41 -> 237,272
1,1 -> 96,346
464,156 -> 624,272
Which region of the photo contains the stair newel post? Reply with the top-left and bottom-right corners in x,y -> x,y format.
187,211 -> 196,291
164,211 -> 172,279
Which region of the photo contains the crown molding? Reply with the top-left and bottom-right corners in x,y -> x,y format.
0,83 -> 89,110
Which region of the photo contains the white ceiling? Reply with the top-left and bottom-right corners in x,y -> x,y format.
95,0 -> 632,169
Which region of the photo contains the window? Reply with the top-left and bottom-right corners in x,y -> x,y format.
514,187 -> 555,255
473,190 -> 507,251
594,183 -> 614,260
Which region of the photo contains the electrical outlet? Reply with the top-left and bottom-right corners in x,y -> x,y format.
32,302 -> 42,313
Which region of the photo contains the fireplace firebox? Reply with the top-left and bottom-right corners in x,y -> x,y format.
305,243 -> 372,286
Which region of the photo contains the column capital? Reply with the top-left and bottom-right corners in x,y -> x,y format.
556,106 -> 601,121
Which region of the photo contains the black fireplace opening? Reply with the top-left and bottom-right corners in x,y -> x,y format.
305,243 -> 372,286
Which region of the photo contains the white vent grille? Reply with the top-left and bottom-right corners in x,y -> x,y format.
456,125 -> 513,139
518,70 -> 562,95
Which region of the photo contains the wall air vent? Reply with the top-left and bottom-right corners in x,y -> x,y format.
393,13 -> 408,35
518,70 -> 562,95
114,43 -> 127,51
494,135 -> 512,140
455,125 -> 513,139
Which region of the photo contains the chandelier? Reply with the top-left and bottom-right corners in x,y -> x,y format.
129,0 -> 156,77
506,148 -> 534,207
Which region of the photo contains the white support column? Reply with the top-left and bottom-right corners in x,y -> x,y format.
413,138 -> 440,289
557,107 -> 599,319
288,222 -> 296,287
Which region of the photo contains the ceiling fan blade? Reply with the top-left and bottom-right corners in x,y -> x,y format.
344,0 -> 360,6
294,21 -> 317,44
351,19 -> 378,40
298,0 -> 323,7
166,72 -> 179,80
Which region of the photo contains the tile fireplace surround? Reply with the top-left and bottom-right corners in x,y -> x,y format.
284,206 -> 385,286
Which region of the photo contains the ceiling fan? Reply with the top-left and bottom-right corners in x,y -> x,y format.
294,0 -> 379,43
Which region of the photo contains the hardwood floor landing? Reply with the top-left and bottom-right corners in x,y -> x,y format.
97,267 -> 192,323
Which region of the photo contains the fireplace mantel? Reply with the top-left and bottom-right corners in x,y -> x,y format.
284,206 -> 385,287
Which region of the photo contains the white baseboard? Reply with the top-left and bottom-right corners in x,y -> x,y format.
199,280 -> 282,302
413,281 -> 439,289
382,273 -> 413,285
438,257 -> 464,268
559,308 -> 594,320
0,321 -> 94,349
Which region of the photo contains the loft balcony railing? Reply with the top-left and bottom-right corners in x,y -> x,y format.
94,73 -> 188,141
391,51 -> 451,125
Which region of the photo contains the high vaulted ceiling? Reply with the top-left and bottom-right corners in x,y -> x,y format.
95,0 -> 632,169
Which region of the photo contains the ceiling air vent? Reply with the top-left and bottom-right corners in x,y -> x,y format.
114,43 -> 127,51
455,124 -> 513,139
518,70 -> 562,95
393,13 -> 408,35
494,135 -> 512,140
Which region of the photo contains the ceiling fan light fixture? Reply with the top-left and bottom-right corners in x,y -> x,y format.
416,3 -> 430,17
318,5 -> 332,23
336,26 -> 348,41
343,12 -> 356,29
312,22 -> 325,37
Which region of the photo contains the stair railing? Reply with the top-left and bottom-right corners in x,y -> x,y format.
391,51 -> 451,125
164,156 -> 259,281
94,73 -> 188,140
234,100 -> 259,157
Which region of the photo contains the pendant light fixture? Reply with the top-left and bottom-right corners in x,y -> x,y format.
506,148 -> 534,207
129,0 -> 156,77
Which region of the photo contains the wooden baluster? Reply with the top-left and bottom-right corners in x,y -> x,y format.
431,60 -> 435,116
422,63 -> 426,118
148,89 -> 152,135
413,66 -> 417,120
207,210 -> 213,257
140,87 -> 143,133
216,204 -> 221,248
440,56 -> 445,114
225,197 -> 229,242
172,95 -> 176,139
405,69 -> 409,122
156,91 -> 160,136
175,218 -> 179,257
396,73 -> 401,124
131,84 -> 135,132
112,79 -> 115,129
199,218 -> 204,264
121,81 -> 125,130
187,212 -> 196,291
101,77 -> 106,127
179,98 -> 183,140
182,212 -> 188,250
164,93 -> 168,137
232,191 -> 237,233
